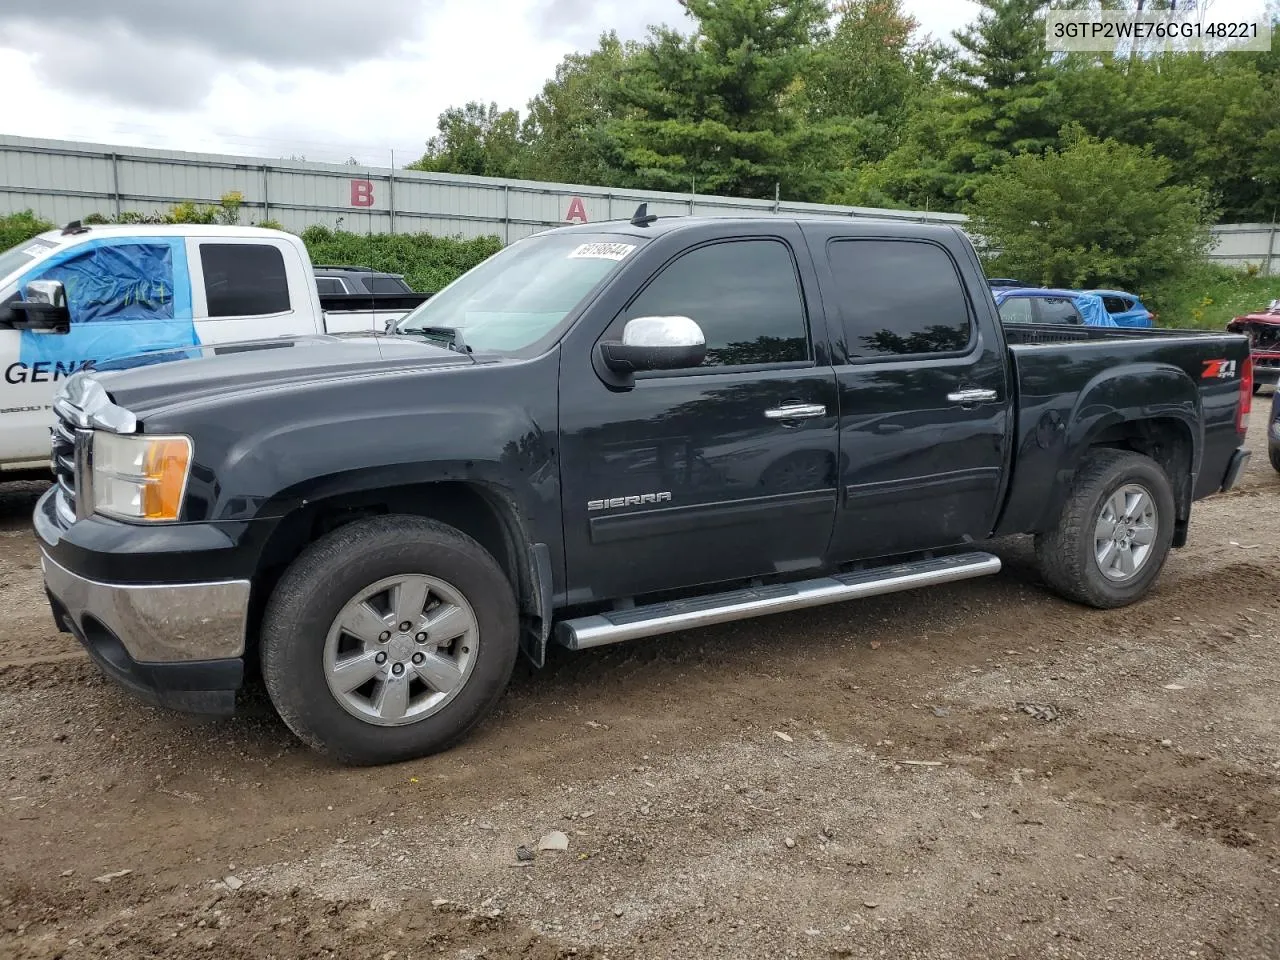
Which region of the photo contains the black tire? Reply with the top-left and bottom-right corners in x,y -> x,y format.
1270,445 -> 1280,473
1035,449 -> 1176,609
260,515 -> 518,765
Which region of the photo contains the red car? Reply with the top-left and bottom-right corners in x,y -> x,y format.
1227,300 -> 1280,394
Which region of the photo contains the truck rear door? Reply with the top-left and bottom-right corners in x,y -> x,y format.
188,236 -> 323,343
802,225 -> 1013,561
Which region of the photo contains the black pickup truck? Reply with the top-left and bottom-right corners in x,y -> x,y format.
33,212 -> 1253,765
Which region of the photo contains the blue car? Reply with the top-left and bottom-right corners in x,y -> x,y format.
1090,288 -> 1155,328
992,287 -> 1118,327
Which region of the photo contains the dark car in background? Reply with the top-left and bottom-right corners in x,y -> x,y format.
313,265 -> 415,296
1270,387 -> 1280,471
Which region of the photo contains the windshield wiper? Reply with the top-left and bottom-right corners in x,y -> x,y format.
400,325 -> 473,356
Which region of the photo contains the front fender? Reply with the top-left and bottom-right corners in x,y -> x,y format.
197,405 -> 556,533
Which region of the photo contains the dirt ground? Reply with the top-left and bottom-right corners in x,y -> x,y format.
2,407 -> 1278,960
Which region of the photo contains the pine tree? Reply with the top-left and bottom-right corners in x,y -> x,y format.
947,0 -> 1061,197
604,0 -> 836,198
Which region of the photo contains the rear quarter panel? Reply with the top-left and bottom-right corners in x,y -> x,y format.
994,333 -> 1248,536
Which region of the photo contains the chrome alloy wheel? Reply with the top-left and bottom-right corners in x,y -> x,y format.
322,574 -> 479,726
1093,483 -> 1158,582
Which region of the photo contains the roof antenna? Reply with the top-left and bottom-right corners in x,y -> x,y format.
61,220 -> 89,236
630,203 -> 659,227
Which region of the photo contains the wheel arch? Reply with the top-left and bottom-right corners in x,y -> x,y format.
1034,412 -> 1198,549
1039,363 -> 1202,547
247,478 -> 553,668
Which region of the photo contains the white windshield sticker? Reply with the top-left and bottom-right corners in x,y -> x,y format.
21,244 -> 49,257
568,242 -> 636,261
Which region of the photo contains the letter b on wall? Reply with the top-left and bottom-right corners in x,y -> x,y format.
350,179 -> 375,207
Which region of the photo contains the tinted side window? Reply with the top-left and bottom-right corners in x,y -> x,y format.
1035,297 -> 1081,324
369,276 -> 411,294
825,239 -> 972,359
622,239 -> 808,367
1102,296 -> 1128,313
315,277 -> 346,296
998,297 -> 1034,324
201,244 -> 291,317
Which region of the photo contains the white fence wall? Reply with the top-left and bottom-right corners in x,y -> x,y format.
1,134 -> 1276,274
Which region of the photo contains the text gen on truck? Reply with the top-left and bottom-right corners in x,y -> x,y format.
33,213 -> 1253,765
0,222 -> 427,478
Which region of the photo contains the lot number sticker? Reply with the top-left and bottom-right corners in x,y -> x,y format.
569,242 -> 637,261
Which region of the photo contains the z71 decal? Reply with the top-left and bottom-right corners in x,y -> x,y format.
1201,359 -> 1239,379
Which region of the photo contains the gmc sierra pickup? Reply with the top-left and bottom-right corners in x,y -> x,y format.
33,211 -> 1253,765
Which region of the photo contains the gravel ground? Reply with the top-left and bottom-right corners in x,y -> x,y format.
1,405 -> 1277,960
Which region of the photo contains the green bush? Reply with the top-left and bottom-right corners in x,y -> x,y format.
1148,266 -> 1280,330
969,130 -> 1214,297
299,225 -> 501,293
0,210 -> 55,249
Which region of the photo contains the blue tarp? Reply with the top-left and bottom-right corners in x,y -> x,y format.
1071,291 -> 1120,327
17,236 -> 198,367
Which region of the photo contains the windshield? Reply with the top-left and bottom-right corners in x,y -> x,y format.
394,232 -> 643,353
0,237 -> 57,281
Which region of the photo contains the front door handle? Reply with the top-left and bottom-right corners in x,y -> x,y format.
947,388 -> 998,406
765,402 -> 827,421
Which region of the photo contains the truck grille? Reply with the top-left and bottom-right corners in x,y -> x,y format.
49,407 -> 87,525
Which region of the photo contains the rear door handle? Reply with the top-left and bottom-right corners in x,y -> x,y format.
947,388 -> 998,405
765,402 -> 827,421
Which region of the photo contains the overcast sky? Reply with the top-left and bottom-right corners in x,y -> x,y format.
0,0 -> 981,166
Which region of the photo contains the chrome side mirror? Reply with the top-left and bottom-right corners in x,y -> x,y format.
599,316 -> 707,374
13,280 -> 71,334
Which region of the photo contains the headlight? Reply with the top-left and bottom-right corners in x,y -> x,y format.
91,433 -> 192,522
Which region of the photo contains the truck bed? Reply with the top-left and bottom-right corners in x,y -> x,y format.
1002,323 -> 1213,345
997,323 -> 1251,538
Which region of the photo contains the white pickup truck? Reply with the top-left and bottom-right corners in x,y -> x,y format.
0,222 -> 430,477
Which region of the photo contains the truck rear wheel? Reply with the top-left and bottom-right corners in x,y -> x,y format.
1035,449 -> 1176,609
260,515 -> 518,765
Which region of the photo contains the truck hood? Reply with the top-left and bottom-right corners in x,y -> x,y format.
82,332 -> 477,418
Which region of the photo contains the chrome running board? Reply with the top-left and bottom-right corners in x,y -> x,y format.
555,551 -> 1001,651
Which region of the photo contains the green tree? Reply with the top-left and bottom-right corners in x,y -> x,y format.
1058,49 -> 1280,222
604,0 -> 840,199
968,130 -> 1214,295
947,0 -> 1061,196
409,101 -> 527,178
520,32 -> 637,185
803,0 -> 938,130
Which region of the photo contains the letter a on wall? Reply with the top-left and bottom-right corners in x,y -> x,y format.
351,179 -> 375,207
565,196 -> 589,223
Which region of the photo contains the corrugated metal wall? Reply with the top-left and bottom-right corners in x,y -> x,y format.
2,134 -> 1276,273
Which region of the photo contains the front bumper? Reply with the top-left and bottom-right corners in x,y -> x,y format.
36,486 -> 253,715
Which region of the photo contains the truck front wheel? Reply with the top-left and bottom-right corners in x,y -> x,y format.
1035,450 -> 1176,609
260,515 -> 519,765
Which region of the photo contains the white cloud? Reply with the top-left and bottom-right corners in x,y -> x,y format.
0,0 -> 980,165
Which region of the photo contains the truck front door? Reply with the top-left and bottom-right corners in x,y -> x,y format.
803,227 -> 1012,561
558,228 -> 840,604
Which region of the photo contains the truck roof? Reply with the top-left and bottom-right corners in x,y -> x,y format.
39,223 -> 298,243
542,214 -> 965,242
